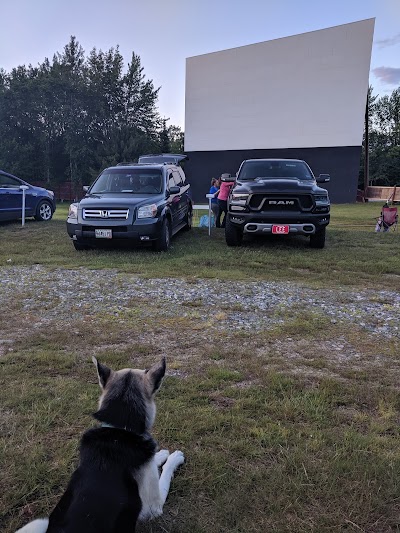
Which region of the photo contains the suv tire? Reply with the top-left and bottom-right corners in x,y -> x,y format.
310,227 -> 326,249
225,217 -> 243,247
183,208 -> 193,231
73,241 -> 90,251
153,218 -> 171,251
34,200 -> 53,221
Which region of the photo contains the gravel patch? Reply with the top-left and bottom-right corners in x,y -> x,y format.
1,265 -> 399,339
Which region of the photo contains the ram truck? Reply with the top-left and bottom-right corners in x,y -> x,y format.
225,158 -> 330,248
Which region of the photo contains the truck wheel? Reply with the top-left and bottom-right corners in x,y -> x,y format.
225,217 -> 243,247
153,219 -> 171,251
310,227 -> 326,249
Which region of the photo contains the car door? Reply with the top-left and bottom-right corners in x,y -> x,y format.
0,175 -> 24,220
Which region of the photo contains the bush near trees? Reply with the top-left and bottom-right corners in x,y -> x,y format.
0,36 -> 184,187
359,85 -> 400,188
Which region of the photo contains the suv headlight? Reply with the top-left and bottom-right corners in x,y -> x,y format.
314,194 -> 330,206
68,203 -> 78,218
46,189 -> 55,199
231,193 -> 249,205
138,204 -> 158,218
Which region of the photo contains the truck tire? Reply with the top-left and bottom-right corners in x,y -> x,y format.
225,217 -> 243,247
310,227 -> 326,249
153,218 -> 171,251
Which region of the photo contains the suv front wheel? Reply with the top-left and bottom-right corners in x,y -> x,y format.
34,200 -> 53,221
153,218 -> 171,252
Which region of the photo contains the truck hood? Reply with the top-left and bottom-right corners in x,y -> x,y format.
234,178 -> 327,195
79,193 -> 163,208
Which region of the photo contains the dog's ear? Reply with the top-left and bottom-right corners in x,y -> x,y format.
146,357 -> 166,394
92,356 -> 112,388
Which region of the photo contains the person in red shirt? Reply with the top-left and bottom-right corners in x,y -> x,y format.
216,173 -> 235,228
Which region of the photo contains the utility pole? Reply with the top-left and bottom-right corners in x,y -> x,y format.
363,95 -> 369,193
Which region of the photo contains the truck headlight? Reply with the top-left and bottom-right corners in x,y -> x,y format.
231,193 -> 249,205
138,204 -> 158,218
68,203 -> 78,218
314,195 -> 330,206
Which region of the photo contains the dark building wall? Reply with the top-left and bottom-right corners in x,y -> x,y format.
185,146 -> 361,204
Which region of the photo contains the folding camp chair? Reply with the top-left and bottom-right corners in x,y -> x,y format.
375,204 -> 398,232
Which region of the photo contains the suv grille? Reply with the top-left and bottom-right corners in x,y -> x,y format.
249,194 -> 313,211
83,208 -> 129,220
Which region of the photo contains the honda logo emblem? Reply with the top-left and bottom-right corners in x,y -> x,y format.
101,210 -> 108,218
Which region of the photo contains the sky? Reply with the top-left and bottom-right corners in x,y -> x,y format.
0,0 -> 399,129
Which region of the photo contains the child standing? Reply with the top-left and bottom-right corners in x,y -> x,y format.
209,178 -> 220,226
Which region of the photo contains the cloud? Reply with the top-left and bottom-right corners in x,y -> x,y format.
375,33 -> 400,48
372,67 -> 400,85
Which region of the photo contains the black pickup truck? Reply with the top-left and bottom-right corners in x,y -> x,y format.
225,158 -> 330,248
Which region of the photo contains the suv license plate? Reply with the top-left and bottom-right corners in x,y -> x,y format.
272,225 -> 289,234
95,229 -> 112,239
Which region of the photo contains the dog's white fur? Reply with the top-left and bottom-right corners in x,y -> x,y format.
15,518 -> 49,533
138,449 -> 185,520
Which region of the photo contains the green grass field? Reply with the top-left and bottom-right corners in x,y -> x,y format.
0,202 -> 399,289
1,203 -> 399,532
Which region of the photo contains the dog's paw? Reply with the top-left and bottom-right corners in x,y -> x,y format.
155,449 -> 170,466
167,450 -> 185,469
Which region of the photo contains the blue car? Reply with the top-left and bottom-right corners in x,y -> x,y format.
0,170 -> 56,222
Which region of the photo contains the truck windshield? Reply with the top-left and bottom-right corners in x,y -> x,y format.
239,161 -> 314,181
90,169 -> 163,194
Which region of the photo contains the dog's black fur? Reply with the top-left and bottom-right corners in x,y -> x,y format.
47,428 -> 156,532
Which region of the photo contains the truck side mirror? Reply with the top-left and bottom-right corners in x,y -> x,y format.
316,174 -> 330,183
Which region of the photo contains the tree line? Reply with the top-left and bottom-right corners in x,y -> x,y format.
360,85 -> 400,188
0,37 -> 183,186
0,37 -> 399,190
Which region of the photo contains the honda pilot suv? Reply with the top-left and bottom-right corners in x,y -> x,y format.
225,159 -> 330,248
66,162 -> 192,251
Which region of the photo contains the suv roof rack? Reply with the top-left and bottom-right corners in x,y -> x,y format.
138,153 -> 188,165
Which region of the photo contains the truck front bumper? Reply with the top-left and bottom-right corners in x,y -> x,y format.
228,211 -> 330,235
243,222 -> 317,235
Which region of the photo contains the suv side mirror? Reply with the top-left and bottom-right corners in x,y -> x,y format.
169,186 -> 180,194
83,185 -> 90,192
316,174 -> 330,183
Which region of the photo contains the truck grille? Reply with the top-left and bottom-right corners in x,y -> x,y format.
249,194 -> 313,211
83,208 -> 129,220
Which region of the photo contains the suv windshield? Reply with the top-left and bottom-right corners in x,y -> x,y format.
90,168 -> 163,194
239,161 -> 314,181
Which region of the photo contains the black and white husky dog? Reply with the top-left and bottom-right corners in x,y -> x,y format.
16,356 -> 184,533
